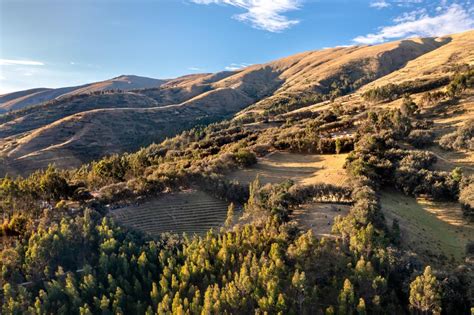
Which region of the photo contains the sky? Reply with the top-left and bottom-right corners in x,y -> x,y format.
0,0 -> 473,94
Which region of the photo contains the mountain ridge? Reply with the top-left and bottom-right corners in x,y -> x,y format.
0,30 -> 472,176
0,74 -> 167,112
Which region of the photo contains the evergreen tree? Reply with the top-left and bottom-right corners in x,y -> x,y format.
338,279 -> 355,315
225,203 -> 235,228
409,266 -> 442,315
356,298 -> 366,315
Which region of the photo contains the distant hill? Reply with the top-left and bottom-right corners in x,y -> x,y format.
0,30 -> 472,176
0,75 -> 167,112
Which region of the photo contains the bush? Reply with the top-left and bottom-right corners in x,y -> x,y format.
439,120 -> 474,151
400,95 -> 418,116
446,68 -> 474,98
408,130 -> 434,148
395,168 -> 459,200
0,214 -> 29,236
362,77 -> 450,102
397,151 -> 437,170
459,183 -> 474,221
233,149 -> 257,167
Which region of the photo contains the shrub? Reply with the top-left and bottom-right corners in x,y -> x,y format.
397,151 -> 437,170
362,77 -> 450,102
407,130 -> 434,148
459,183 -> 474,221
233,149 -> 258,167
446,68 -> 474,98
400,95 -> 418,116
420,91 -> 446,106
439,120 -> 474,151
0,214 -> 29,236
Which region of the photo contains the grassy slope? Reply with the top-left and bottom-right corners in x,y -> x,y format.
226,152 -> 348,186
381,190 -> 473,264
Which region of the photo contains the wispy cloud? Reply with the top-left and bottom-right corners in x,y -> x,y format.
370,1 -> 391,9
0,59 -> 45,66
354,3 -> 474,44
224,63 -> 252,71
188,66 -> 203,71
191,0 -> 301,32
393,8 -> 427,22
370,0 -> 427,9
393,0 -> 423,7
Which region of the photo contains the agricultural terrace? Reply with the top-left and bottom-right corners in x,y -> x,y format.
109,190 -> 230,236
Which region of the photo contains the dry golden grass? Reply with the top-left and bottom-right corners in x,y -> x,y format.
430,146 -> 474,176
291,203 -> 350,238
226,152 -> 349,186
361,30 -> 474,91
420,94 -> 474,175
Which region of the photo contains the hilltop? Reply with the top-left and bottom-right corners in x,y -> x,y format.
0,75 -> 166,112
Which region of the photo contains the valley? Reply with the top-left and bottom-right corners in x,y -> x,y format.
1,29 -> 473,314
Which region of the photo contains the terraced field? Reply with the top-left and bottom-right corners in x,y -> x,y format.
227,151 -> 349,186
381,190 -> 473,264
110,190 -> 230,236
291,202 -> 351,238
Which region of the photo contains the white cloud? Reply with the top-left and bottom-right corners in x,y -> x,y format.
191,0 -> 301,32
188,66 -> 203,71
0,59 -> 45,66
224,62 -> 252,71
354,4 -> 474,44
394,0 -> 423,5
370,1 -> 391,9
393,8 -> 426,22
225,65 -> 241,71
370,0 -> 423,9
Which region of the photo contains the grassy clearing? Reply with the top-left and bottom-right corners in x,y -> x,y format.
227,151 -> 348,186
110,190 -> 230,236
380,190 -> 473,264
291,202 -> 350,238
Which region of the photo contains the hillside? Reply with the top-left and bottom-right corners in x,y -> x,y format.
1,30 -> 473,315
0,31 -> 472,177
0,75 -> 166,112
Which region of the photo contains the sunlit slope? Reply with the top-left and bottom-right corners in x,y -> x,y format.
1,31 -> 472,175
361,30 -> 474,91
0,88 -> 254,174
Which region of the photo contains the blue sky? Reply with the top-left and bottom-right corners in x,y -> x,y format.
0,0 -> 473,93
